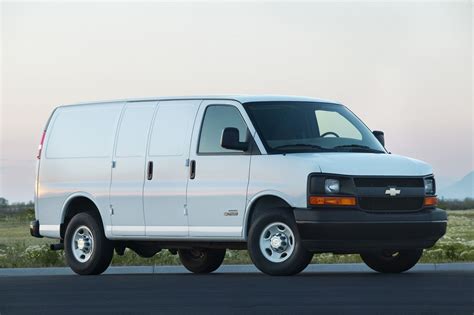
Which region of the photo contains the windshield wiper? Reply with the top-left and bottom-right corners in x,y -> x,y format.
333,144 -> 385,153
272,143 -> 328,151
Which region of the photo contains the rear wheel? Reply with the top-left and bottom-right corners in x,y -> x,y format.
64,212 -> 114,275
248,209 -> 313,276
178,248 -> 226,274
360,249 -> 423,273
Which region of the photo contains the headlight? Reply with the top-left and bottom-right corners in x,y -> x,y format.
324,179 -> 340,194
424,178 -> 435,195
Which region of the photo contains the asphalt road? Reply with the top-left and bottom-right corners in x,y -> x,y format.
1,270 -> 473,314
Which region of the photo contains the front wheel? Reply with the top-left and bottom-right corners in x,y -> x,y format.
360,249 -> 423,273
64,212 -> 114,275
178,248 -> 226,274
248,209 -> 313,276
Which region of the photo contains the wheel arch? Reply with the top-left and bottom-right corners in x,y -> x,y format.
244,193 -> 293,240
60,193 -> 105,239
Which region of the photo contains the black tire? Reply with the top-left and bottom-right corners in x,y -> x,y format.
178,248 -> 226,274
360,249 -> 423,273
64,212 -> 114,275
248,208 -> 313,276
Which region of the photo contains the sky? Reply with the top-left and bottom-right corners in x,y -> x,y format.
1,1 -> 473,202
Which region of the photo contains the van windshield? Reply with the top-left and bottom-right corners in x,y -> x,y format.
243,101 -> 386,154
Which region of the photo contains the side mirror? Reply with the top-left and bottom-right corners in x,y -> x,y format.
221,127 -> 249,151
373,130 -> 385,147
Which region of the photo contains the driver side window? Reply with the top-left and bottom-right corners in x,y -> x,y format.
198,105 -> 249,154
315,110 -> 362,140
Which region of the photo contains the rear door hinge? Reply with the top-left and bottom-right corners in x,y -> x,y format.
109,205 -> 114,215
184,204 -> 188,216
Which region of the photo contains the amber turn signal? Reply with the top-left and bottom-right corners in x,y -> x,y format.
309,196 -> 356,206
424,196 -> 438,206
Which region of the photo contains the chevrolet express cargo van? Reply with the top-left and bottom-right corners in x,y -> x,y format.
31,96 -> 447,275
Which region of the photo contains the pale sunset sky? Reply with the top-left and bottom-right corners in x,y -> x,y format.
1,1 -> 473,202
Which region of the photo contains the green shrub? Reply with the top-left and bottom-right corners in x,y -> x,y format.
0,243 -> 65,268
438,198 -> 474,210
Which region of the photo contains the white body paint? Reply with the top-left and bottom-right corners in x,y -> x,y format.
35,95 -> 433,240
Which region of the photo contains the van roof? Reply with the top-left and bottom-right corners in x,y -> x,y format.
60,95 -> 341,107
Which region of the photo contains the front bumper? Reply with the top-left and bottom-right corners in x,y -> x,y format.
294,208 -> 447,253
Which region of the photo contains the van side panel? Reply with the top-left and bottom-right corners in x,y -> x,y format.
109,101 -> 157,236
143,100 -> 201,237
37,102 -> 124,238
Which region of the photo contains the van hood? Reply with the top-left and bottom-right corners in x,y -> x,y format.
291,153 -> 433,176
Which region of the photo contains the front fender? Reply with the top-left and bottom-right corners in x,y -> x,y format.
243,190 -> 295,239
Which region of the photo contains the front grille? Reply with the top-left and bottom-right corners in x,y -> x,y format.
308,175 -> 428,210
358,197 -> 424,211
354,177 -> 424,188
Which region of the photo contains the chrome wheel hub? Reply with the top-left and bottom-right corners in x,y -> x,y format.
259,222 -> 295,263
71,226 -> 94,263
270,233 -> 288,252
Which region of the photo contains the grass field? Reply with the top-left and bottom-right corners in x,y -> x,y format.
1,209 -> 473,268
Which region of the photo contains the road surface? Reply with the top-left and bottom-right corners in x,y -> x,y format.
0,268 -> 473,314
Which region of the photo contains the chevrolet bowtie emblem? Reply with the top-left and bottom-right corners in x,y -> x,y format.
385,187 -> 401,196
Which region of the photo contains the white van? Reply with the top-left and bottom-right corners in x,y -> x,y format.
31,96 -> 446,275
